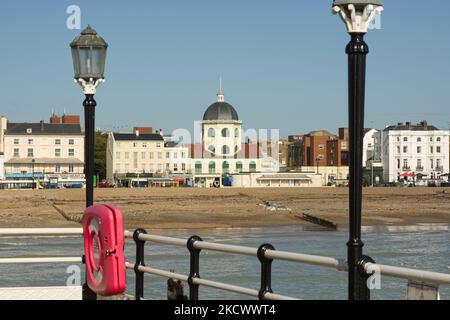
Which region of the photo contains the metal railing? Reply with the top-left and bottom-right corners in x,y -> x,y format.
0,228 -> 84,266
2,228 -> 450,300
124,229 -> 450,300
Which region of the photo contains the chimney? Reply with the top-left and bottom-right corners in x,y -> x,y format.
50,114 -> 61,124
40,120 -> 45,132
421,120 -> 428,129
406,122 -> 411,128
62,115 -> 80,124
135,129 -> 140,137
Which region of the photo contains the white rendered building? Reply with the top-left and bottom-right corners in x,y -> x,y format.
382,121 -> 450,183
0,116 -> 85,186
191,90 -> 265,188
106,130 -> 190,185
363,129 -> 382,168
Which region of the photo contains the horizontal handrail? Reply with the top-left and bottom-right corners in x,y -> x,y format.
0,257 -> 82,264
126,262 -> 188,282
265,250 -> 348,271
126,231 -> 345,269
365,263 -> 450,286
0,228 -> 83,237
126,262 -> 298,300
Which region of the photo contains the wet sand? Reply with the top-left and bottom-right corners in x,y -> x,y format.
0,187 -> 449,230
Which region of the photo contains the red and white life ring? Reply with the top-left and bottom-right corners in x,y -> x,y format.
82,204 -> 126,296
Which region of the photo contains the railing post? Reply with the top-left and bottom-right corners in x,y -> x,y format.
133,228 -> 147,300
187,235 -> 203,300
358,255 -> 376,300
257,244 -> 275,300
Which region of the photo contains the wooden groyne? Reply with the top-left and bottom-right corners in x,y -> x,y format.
299,213 -> 338,230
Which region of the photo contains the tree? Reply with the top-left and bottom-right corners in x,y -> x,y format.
94,131 -> 108,181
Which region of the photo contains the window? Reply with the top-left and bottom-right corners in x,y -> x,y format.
142,164 -> 147,172
221,128 -> 230,138
149,152 -> 154,160
430,146 -> 434,154
222,161 -> 230,173
437,147 -> 441,153
125,164 -> 130,172
397,159 -> 401,169
208,146 -> 215,155
396,137 -> 400,142
417,146 -> 421,154
403,159 -> 409,169
69,165 -> 74,173
403,137 -> 408,142
182,152 -> 186,158
397,146 -> 401,154
69,139 -> 75,145
133,152 -> 138,169
166,163 -> 170,171
55,139 -> 61,145
55,164 -> 61,173
55,149 -> 61,157
403,146 -> 408,153
166,152 -> 170,159
437,137 -> 441,142
28,139 -> 33,145
195,161 -> 202,174
13,149 -> 19,157
141,152 -> 146,160
174,152 -> 178,159
158,152 -> 162,159
417,159 -> 422,169
116,152 -> 121,160
27,148 -> 34,158
236,161 -> 243,172
68,149 -> 75,157
173,163 -> 178,172
235,128 -> 240,138
156,143 -> 161,148
430,159 -> 434,169
209,161 -> 216,174
208,128 -> 215,138
250,161 -> 257,173
182,163 -> 186,171
222,145 -> 230,155
133,143 -> 138,148
125,152 -> 130,160
14,139 -> 19,145
143,143 -> 147,148
430,137 -> 433,142
115,164 -> 121,173
417,137 -> 422,142
436,159 -> 442,169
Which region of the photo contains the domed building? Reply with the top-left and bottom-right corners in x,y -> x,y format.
192,89 -> 262,188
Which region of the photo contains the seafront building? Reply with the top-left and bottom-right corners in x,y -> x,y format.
106,128 -> 191,186
0,114 -> 85,188
382,121 -> 450,183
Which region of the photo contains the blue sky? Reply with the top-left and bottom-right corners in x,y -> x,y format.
0,0 -> 449,137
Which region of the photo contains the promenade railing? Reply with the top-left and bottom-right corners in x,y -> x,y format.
1,228 -> 449,300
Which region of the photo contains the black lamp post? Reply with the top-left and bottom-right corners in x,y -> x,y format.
70,25 -> 108,208
333,0 -> 383,300
70,25 -> 108,301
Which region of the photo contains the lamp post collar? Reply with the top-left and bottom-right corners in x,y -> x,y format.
333,3 -> 383,34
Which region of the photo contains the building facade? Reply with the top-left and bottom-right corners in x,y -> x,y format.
0,115 -> 85,187
382,121 -> 450,183
190,90 -> 266,188
106,130 -> 191,185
